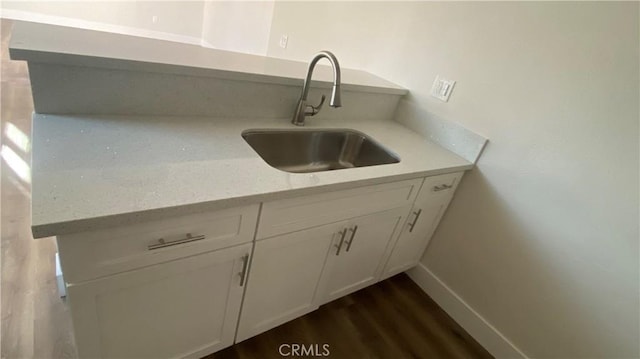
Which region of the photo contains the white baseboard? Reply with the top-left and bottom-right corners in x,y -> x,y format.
0,8 -> 202,45
407,263 -> 528,358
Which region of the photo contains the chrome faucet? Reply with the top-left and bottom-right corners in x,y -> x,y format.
292,51 -> 342,126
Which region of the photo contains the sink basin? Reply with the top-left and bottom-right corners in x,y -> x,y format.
242,129 -> 400,173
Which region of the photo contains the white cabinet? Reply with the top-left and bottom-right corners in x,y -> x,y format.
67,243 -> 252,359
235,179 -> 440,343
236,221 -> 345,342
238,206 -> 410,342
58,204 -> 258,359
318,206 -> 409,304
58,173 -> 465,357
382,172 -> 463,278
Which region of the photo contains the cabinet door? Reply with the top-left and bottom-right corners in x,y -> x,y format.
382,172 -> 463,278
318,206 -> 409,304
67,244 -> 252,359
236,221 -> 345,342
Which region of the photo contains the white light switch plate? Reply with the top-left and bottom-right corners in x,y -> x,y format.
431,75 -> 456,102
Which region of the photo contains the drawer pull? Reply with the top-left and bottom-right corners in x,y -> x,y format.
239,253 -> 250,287
334,229 -> 348,256
147,233 -> 206,250
344,225 -> 358,252
408,209 -> 422,233
432,184 -> 453,192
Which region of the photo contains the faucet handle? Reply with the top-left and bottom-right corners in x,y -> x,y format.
306,95 -> 326,116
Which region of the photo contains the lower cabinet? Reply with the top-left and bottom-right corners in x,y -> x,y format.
382,172 -> 462,278
317,206 -> 409,304
237,206 -> 409,342
236,221 -> 345,342
59,172 -> 465,357
66,243 -> 252,359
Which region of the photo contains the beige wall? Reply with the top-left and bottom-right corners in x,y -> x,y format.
0,1 -> 205,39
201,1 -> 274,55
268,2 -> 639,357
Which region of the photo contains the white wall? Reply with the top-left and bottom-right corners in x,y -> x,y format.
0,1 -> 205,42
0,1 -> 275,55
268,2 -> 639,358
201,0 -> 274,55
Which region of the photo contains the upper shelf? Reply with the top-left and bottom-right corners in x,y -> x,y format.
9,22 -> 408,95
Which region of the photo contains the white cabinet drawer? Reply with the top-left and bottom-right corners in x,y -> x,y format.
416,172 -> 463,203
257,178 -> 423,239
58,204 -> 259,283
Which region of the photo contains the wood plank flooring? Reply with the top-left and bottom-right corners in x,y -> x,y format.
0,19 -> 491,359
211,274 -> 492,359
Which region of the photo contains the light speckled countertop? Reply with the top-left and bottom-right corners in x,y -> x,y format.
31,115 -> 472,238
10,22 -> 406,96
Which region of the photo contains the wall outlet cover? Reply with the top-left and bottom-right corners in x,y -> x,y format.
431,76 -> 456,102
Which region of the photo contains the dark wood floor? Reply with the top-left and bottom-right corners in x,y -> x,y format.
0,19 -> 491,359
211,274 -> 491,359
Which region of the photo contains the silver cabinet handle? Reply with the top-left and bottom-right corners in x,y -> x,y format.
148,233 -> 205,250
432,184 -> 453,192
238,253 -> 250,287
344,225 -> 358,252
408,209 -> 422,233
335,229 -> 348,255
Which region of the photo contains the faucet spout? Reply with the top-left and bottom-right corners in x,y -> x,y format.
292,50 -> 342,126
331,84 -> 341,108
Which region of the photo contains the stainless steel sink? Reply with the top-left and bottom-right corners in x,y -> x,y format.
242,129 -> 400,173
